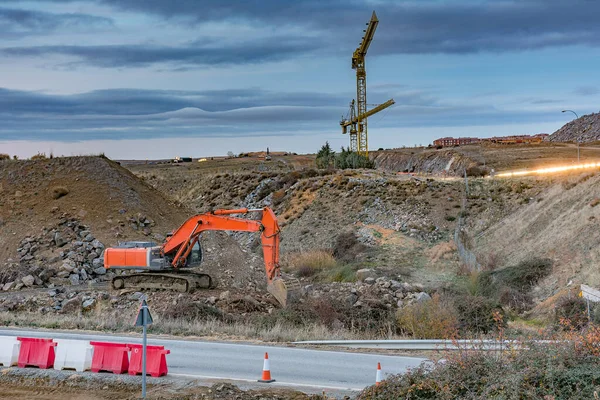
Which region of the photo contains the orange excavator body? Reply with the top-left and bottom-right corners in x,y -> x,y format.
103,207 -> 298,306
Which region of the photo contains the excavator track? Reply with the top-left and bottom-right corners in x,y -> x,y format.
111,272 -> 212,293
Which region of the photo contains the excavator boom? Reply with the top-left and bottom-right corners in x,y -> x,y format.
103,207 -> 298,306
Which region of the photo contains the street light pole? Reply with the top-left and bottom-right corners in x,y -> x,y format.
562,110 -> 580,162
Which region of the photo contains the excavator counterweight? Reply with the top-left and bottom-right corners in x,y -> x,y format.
103,207 -> 299,307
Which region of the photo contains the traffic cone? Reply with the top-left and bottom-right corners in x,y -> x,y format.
258,352 -> 275,383
375,362 -> 382,385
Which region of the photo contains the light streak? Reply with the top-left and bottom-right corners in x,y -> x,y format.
496,162 -> 600,177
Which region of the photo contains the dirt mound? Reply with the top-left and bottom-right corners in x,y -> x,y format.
547,112 -> 600,143
0,156 -> 264,292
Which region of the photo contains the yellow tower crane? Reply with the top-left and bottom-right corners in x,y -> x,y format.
340,11 -> 394,157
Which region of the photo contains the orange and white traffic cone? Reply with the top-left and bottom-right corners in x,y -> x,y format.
258,352 -> 275,383
375,362 -> 383,385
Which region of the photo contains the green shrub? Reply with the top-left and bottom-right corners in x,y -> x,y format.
452,295 -> 505,334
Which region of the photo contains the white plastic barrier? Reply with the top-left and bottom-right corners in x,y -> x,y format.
53,339 -> 93,372
0,336 -> 20,366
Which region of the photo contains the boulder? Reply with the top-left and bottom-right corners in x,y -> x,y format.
21,275 -> 36,287
54,232 -> 67,247
356,268 -> 377,281
2,281 -> 14,291
82,298 -> 96,310
69,274 -> 80,286
415,292 -> 432,303
93,267 -> 106,275
61,297 -> 82,313
364,277 -> 376,285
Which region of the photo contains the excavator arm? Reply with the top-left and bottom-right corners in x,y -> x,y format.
104,207 -> 298,306
163,207 -> 281,283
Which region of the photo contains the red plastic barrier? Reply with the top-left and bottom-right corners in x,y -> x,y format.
127,344 -> 170,377
17,337 -> 57,369
90,341 -> 130,374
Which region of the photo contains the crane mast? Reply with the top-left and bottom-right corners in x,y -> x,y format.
340,11 -> 393,158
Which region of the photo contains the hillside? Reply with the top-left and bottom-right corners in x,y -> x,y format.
548,112 -> 600,143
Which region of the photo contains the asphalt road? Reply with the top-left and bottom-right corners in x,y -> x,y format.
0,328 -> 426,392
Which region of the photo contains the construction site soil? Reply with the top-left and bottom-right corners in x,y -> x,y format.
2,144 -> 600,396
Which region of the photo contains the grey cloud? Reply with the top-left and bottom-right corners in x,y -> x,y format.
0,7 -> 112,38
95,0 -> 600,54
574,86 -> 599,96
0,86 -> 569,141
2,36 -> 315,67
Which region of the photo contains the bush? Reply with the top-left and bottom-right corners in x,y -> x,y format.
31,152 -> 47,160
284,250 -> 337,278
357,337 -> 600,400
554,296 -> 588,330
51,186 -> 69,199
0,153 -> 9,161
317,263 -> 357,283
161,301 -> 225,321
475,258 -> 552,310
332,231 -> 366,262
452,295 -> 505,334
271,189 -> 286,206
396,294 -> 458,338
466,165 -> 488,177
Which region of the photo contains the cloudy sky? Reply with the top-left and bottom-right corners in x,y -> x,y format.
1,0 -> 599,159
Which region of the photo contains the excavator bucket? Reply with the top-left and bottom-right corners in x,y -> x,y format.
268,277 -> 302,307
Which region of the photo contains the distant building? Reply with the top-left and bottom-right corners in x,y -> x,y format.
433,137 -> 481,147
433,133 -> 549,147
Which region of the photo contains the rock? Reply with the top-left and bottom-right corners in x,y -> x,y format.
383,294 -> 393,303
415,292 -> 431,303
207,296 -> 217,305
56,271 -> 70,278
79,230 -> 90,239
47,289 -> 58,297
346,293 -> 359,306
21,275 -> 35,287
80,269 -> 88,281
82,298 -> 96,310
87,251 -> 98,262
219,291 -> 230,300
92,258 -> 103,268
129,292 -> 144,301
356,268 -> 377,281
397,299 -> 404,307
364,277 -> 376,285
54,232 -> 67,247
83,233 -> 94,242
91,239 -> 104,250
69,274 -> 80,286
2,281 -> 14,291
402,282 -> 414,292
61,297 -> 82,313
94,267 -> 106,275
14,282 -> 24,290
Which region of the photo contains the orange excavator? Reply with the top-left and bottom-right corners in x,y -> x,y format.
103,207 -> 300,306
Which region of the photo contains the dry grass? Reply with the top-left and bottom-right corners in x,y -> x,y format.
283,250 -> 337,277
0,310 -> 359,342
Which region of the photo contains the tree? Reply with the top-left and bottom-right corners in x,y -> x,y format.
227,151 -> 234,158
316,141 -> 335,169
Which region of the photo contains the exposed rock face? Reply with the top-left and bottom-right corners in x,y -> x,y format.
1,217 -> 113,290
372,149 -> 477,176
547,112 -> 600,143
